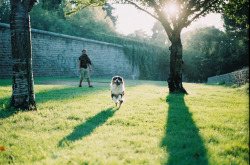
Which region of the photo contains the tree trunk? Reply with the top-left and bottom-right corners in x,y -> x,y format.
10,1 -> 36,110
167,34 -> 187,94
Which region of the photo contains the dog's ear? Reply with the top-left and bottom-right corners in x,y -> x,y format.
117,76 -> 123,82
111,76 -> 117,84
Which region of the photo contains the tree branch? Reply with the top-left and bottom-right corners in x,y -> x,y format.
153,5 -> 174,40
125,0 -> 159,21
66,4 -> 92,15
184,0 -> 220,28
180,0 -> 213,23
126,0 -> 175,40
22,0 -> 37,12
66,0 -> 105,15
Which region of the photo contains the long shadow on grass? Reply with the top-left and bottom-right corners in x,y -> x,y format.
0,86 -> 107,119
161,93 -> 208,165
35,86 -> 106,103
58,107 -> 118,147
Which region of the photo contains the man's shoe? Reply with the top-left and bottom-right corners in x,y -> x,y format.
79,85 -> 82,87
89,85 -> 93,88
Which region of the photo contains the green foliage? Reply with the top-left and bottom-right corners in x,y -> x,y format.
182,49 -> 205,82
223,0 -> 249,28
0,78 -> 249,164
102,3 -> 118,26
42,0 -> 62,10
0,0 -> 11,23
30,3 -> 115,37
123,41 -> 169,80
64,0 -> 106,15
182,27 -> 249,82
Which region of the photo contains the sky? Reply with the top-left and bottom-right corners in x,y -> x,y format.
113,4 -> 225,36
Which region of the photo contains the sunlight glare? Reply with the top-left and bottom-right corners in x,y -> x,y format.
164,3 -> 178,17
113,4 -> 156,35
113,4 -> 223,36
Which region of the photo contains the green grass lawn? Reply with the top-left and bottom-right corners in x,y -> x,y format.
0,78 -> 249,165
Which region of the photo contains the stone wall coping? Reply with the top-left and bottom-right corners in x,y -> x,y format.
0,23 -> 123,48
213,67 -> 249,77
207,67 -> 249,86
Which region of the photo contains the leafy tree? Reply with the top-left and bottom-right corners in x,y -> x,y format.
64,0 -> 106,15
8,0 -> 107,110
29,1 -> 116,40
222,0 -> 249,72
183,27 -> 228,81
182,26 -> 248,82
223,0 -> 249,28
118,0 -> 248,93
0,0 -> 11,23
102,3 -> 118,26
182,50 -> 204,82
65,7 -> 116,39
181,0 -> 249,83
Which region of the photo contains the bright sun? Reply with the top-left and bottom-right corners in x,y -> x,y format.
164,3 -> 178,16
113,4 -> 224,35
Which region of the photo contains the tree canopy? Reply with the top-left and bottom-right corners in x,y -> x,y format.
223,0 -> 249,28
121,0 -> 225,41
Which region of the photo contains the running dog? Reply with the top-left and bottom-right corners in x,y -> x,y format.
110,76 -> 125,107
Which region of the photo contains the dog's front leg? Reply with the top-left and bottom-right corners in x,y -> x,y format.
111,94 -> 118,106
118,94 -> 123,107
118,94 -> 123,102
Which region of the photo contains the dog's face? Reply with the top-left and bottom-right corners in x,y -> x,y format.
112,76 -> 124,86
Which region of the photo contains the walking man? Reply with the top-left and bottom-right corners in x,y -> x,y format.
79,49 -> 93,87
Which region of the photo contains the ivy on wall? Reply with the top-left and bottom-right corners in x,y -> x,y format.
123,41 -> 169,80
91,32 -> 170,80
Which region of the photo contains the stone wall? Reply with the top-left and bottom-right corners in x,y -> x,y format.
207,67 -> 249,86
0,23 -> 139,79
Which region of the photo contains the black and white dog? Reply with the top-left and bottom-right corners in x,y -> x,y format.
110,76 -> 125,107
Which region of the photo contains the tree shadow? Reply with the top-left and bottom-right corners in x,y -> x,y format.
58,107 -> 118,147
35,85 -> 107,103
0,98 -> 19,119
161,93 -> 208,165
0,85 -> 107,119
